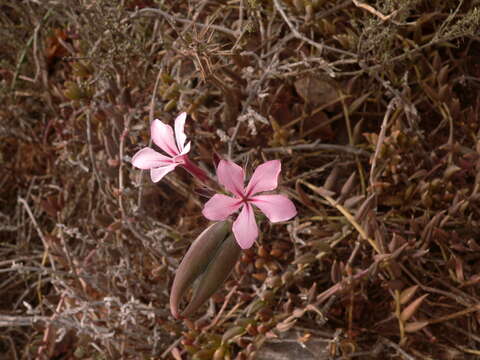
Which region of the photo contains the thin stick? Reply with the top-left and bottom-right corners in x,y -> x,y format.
300,181 -> 381,254
127,8 -> 238,38
263,141 -> 369,156
427,304 -> 480,325
204,285 -> 239,331
10,9 -> 52,91
369,98 -> 397,187
86,110 -> 106,197
118,114 -> 131,218
18,198 -> 51,260
228,55 -> 278,158
136,67 -> 164,210
352,0 -> 398,22
381,337 -> 416,360
273,0 -> 357,58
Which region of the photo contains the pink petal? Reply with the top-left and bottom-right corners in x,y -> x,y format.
180,141 -> 191,156
174,112 -> 188,153
150,164 -> 179,182
217,160 -> 246,197
151,119 -> 179,157
245,160 -> 281,196
132,147 -> 174,169
232,203 -> 258,249
250,194 -> 297,222
202,194 -> 242,221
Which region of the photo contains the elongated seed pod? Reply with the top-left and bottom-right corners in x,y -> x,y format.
170,221 -> 231,318
182,234 -> 241,317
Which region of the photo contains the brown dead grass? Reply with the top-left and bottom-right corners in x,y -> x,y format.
1,0 -> 480,359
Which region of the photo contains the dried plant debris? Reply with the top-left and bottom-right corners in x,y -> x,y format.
1,0 -> 480,359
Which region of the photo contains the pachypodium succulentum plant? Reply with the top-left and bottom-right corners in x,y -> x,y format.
132,112 -> 297,317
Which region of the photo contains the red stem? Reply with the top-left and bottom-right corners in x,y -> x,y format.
182,157 -> 211,185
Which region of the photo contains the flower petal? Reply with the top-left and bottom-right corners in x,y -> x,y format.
250,194 -> 297,222
132,147 -> 174,169
232,203 -> 258,249
217,160 -> 245,197
151,119 -> 179,157
245,160 -> 281,196
150,163 -> 179,182
202,194 -> 242,221
180,141 -> 191,156
174,112 -> 188,153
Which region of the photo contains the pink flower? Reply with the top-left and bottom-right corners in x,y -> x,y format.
132,112 -> 191,182
202,160 -> 297,249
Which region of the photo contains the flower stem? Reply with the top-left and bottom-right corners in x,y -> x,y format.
182,157 -> 212,185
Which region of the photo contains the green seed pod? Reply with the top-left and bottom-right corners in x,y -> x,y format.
182,233 -> 242,317
170,221 -> 231,318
